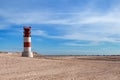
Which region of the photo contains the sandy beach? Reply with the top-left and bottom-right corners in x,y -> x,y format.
0,53 -> 120,80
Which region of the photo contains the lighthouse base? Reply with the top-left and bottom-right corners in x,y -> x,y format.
22,52 -> 33,57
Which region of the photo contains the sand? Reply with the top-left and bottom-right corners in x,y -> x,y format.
0,53 -> 120,80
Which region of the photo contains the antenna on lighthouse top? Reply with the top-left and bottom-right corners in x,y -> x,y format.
24,26 -> 31,29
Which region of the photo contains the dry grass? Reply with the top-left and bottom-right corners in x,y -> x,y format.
0,52 -> 120,80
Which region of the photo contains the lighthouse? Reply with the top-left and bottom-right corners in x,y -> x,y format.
22,26 -> 33,57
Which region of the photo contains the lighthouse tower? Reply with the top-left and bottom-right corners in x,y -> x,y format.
22,26 -> 33,57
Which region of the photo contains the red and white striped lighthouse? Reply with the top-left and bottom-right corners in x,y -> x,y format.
22,26 -> 33,57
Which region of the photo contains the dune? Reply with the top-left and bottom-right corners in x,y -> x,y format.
0,53 -> 120,80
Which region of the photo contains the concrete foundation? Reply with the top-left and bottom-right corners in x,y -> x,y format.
22,52 -> 33,57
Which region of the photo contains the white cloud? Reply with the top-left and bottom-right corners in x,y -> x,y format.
32,30 -> 47,36
0,4 -> 120,26
31,29 -> 118,43
1,2 -> 120,44
63,41 -> 100,46
0,25 -> 9,30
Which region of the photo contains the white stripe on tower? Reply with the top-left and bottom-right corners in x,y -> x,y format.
24,37 -> 31,42
24,47 -> 31,52
22,26 -> 33,57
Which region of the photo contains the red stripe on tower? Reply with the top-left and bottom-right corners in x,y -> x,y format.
24,42 -> 31,47
22,26 -> 33,57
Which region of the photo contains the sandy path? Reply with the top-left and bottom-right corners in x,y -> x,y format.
0,54 -> 120,80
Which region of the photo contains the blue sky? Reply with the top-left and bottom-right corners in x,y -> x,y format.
0,0 -> 120,55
